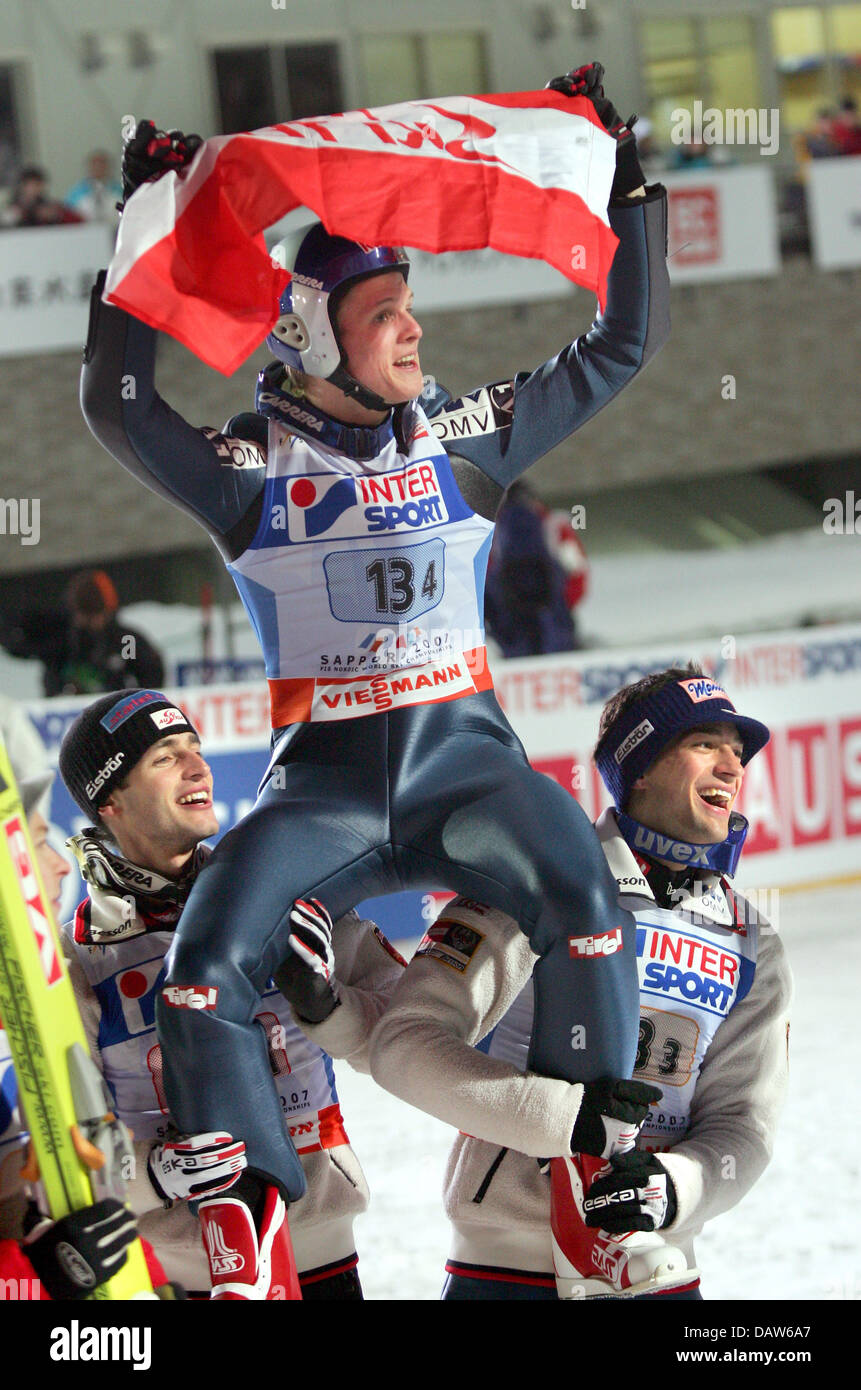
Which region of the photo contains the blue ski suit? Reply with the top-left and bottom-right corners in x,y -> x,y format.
81,187 -> 670,1197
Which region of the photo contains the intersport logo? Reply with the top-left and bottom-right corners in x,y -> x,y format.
276,462 -> 448,543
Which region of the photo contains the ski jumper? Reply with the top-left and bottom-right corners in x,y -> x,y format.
81,188 -> 670,1196
370,809 -> 792,1298
62,832 -> 402,1293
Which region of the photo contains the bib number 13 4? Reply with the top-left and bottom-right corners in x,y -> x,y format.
324,538 -> 445,624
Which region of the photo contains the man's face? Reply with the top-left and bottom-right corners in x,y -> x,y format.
627,722 -> 745,846
99,732 -> 218,872
336,272 -> 423,404
28,809 -> 70,921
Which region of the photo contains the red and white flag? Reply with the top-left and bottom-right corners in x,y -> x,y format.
105,90 -> 619,376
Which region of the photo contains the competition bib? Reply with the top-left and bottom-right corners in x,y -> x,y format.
228,406 -> 495,724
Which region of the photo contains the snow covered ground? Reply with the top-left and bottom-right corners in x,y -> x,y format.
335,881 -> 860,1303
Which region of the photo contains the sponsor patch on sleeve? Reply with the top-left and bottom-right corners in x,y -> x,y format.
161,984 -> 218,1010
568,928 -> 624,959
415,919 -> 485,973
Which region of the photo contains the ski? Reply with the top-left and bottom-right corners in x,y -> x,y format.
0,738 -> 153,1299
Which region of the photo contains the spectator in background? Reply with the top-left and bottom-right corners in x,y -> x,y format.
670,140 -> 716,170
0,694 -> 50,799
832,97 -> 861,156
65,150 -> 123,225
796,108 -> 838,163
484,482 -> 588,658
0,165 -> 83,228
0,568 -> 165,696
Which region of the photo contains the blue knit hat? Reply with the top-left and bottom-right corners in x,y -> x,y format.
594,674 -> 770,810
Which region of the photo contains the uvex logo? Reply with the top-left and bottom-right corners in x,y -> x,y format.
632,827 -> 712,866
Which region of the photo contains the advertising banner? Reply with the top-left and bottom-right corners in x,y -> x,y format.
0,224 -> 115,356
806,155 -> 861,270
24,622 -> 861,941
661,165 -> 780,283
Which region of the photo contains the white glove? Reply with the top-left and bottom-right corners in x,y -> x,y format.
147,1131 -> 246,1204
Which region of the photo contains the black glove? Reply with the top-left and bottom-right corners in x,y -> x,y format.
120,119 -> 203,207
274,898 -> 340,1023
545,61 -> 645,199
24,1198 -> 137,1300
570,1077 -> 662,1158
582,1149 -> 677,1233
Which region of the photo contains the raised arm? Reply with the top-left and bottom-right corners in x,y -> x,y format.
430,187 -> 669,497
80,277 -> 266,560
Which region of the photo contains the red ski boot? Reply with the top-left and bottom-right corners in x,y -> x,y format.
199,1176 -> 302,1300
550,1153 -> 692,1299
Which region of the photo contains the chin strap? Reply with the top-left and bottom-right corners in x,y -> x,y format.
255,362 -> 400,459
615,809 -> 749,878
327,361 -> 399,414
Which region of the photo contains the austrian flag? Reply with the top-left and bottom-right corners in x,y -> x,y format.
105,89 -> 620,376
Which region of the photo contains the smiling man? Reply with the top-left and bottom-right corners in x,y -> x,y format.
369,663 -> 793,1299
56,689 -> 402,1299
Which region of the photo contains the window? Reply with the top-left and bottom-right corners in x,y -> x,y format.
639,13 -> 762,161
213,43 -> 343,134
0,63 -> 27,191
360,31 -> 487,107
771,3 -> 861,130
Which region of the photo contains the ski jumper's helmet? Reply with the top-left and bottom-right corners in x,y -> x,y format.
267,222 -> 410,412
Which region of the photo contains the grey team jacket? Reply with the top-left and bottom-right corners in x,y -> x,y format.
368,810 -> 793,1283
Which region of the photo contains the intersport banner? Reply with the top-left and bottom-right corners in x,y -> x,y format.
24,622 -> 861,939
104,90 -> 619,374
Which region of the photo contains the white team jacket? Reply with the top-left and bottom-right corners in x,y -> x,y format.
65,904 -> 404,1292
369,809 -> 793,1285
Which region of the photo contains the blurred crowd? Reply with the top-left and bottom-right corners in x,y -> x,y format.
0,148 -> 121,229
795,97 -> 861,161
